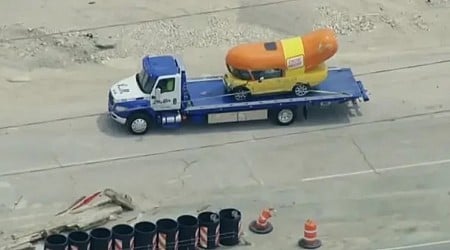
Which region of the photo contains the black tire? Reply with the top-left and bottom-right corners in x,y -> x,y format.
293,83 -> 310,97
270,108 -> 297,126
232,87 -> 250,101
126,112 -> 151,135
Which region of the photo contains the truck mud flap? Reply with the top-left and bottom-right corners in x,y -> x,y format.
357,80 -> 370,102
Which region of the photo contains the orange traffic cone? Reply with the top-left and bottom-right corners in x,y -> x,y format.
298,219 -> 322,249
248,208 -> 275,234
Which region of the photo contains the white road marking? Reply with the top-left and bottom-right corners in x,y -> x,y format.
302,158 -> 450,182
376,240 -> 450,250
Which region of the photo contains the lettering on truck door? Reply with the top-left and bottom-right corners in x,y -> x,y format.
152,77 -> 180,111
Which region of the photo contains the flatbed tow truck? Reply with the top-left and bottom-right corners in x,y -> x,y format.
108,55 -> 369,135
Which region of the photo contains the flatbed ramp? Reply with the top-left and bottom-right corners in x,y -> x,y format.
184,67 -> 368,114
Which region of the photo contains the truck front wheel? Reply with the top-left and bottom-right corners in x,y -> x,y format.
126,113 -> 151,135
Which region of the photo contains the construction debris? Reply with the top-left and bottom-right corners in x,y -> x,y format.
1,188 -> 134,250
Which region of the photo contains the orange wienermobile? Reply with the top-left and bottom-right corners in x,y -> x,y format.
224,28 -> 338,101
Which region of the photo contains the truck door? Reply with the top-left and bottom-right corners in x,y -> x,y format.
151,75 -> 181,111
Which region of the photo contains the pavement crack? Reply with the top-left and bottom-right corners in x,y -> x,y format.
181,159 -> 197,173
12,195 -> 23,210
6,109 -> 450,178
243,157 -> 264,186
351,138 -> 380,174
177,159 -> 197,187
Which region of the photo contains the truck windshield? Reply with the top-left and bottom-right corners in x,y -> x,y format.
226,64 -> 252,81
136,69 -> 157,94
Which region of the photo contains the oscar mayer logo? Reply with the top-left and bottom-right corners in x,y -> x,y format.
287,55 -> 304,69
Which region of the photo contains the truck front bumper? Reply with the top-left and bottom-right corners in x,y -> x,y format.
109,111 -> 127,124
108,97 -> 127,124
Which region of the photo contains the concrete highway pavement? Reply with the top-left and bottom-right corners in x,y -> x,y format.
377,242 -> 450,250
1,110 -> 450,249
1,57 -> 450,175
1,51 -> 450,249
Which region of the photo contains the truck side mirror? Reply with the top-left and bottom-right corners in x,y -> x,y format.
155,88 -> 161,100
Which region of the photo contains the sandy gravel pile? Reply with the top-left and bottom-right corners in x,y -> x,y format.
0,0 -> 448,70
0,16 -> 282,69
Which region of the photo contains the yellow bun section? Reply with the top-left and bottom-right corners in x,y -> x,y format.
225,28 -> 338,72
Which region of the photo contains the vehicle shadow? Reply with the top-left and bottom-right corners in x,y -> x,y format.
96,103 -> 363,138
96,113 -> 131,138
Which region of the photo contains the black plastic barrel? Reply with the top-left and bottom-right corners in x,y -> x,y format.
112,224 -> 135,250
68,231 -> 90,250
44,234 -> 68,250
197,211 -> 220,249
177,215 -> 199,250
89,227 -> 112,250
219,208 -> 242,246
134,221 -> 157,250
156,218 -> 179,250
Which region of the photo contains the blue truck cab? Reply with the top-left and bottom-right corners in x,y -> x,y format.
108,55 -> 186,134
108,55 -> 369,135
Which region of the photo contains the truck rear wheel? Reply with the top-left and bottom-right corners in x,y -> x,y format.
126,113 -> 151,135
270,108 -> 297,126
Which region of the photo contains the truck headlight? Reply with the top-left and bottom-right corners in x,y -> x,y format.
115,105 -> 128,112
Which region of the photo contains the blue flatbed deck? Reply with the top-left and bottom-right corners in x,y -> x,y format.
184,67 -> 369,114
